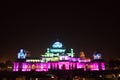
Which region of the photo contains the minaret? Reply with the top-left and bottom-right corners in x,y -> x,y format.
93,50 -> 102,60
79,51 -> 86,60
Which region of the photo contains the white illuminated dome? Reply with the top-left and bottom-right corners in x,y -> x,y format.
52,42 -> 63,48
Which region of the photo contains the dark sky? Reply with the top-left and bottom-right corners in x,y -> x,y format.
0,1 -> 120,62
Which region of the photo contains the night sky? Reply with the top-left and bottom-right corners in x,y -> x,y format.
0,1 -> 120,62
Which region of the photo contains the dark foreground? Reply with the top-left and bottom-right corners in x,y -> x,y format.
0,69 -> 120,80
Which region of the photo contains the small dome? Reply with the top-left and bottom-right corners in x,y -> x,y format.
17,49 -> 26,59
93,50 -> 102,59
52,42 -> 63,48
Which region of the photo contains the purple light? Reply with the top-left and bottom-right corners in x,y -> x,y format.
13,62 -> 19,71
91,63 -> 99,71
13,58 -> 105,72
101,62 -> 105,70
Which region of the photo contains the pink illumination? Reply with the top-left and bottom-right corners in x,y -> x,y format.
13,42 -> 106,72
101,62 -> 105,70
58,62 -> 70,70
13,61 -> 105,71
13,58 -> 105,72
13,62 -> 19,71
77,63 -> 84,69
91,63 -> 99,71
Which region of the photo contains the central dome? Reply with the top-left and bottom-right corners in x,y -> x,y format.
52,42 -> 63,48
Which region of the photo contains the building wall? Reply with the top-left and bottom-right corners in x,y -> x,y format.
13,60 -> 105,72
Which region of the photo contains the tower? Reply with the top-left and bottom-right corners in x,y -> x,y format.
93,50 -> 102,60
79,51 -> 86,60
17,49 -> 27,59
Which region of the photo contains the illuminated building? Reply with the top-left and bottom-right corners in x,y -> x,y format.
93,51 -> 102,60
17,49 -> 26,59
80,51 -> 86,60
13,41 -> 105,72
41,41 -> 74,62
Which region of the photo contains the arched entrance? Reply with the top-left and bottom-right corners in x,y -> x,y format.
59,62 -> 69,70
61,64 -> 66,70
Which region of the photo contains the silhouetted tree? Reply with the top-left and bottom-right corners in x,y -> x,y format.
109,59 -> 120,69
0,62 -> 6,70
5,60 -> 13,67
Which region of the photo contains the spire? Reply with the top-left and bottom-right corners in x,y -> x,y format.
56,38 -> 59,42
55,32 -> 60,42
